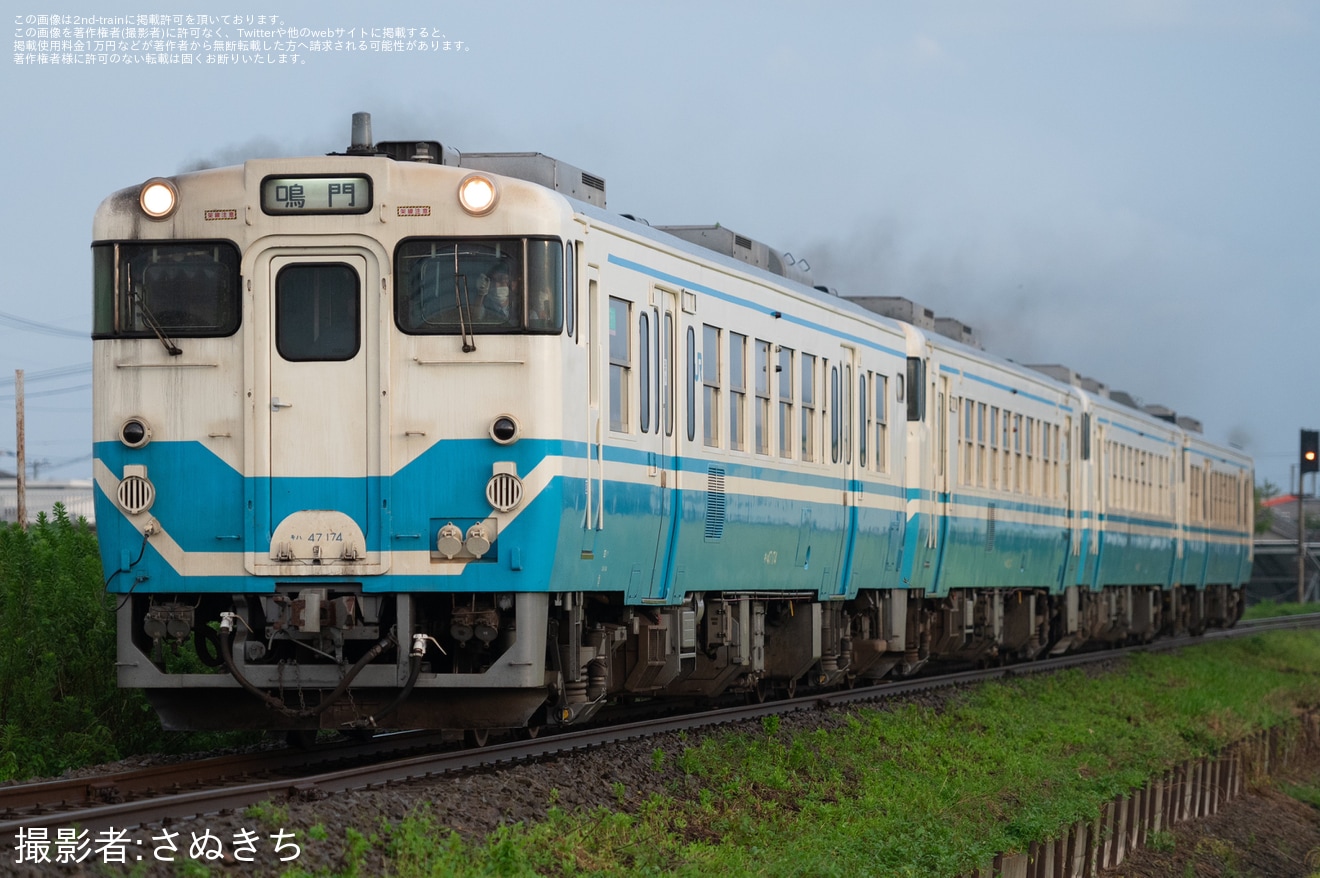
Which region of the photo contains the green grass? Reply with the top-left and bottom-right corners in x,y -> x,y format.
1283,778 -> 1320,810
1147,829 -> 1176,853
267,629 -> 1320,877
1244,599 -> 1319,620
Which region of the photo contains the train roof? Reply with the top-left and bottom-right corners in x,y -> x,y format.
566,197 -> 1247,466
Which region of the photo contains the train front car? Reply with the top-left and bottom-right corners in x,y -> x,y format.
93,128 -> 579,734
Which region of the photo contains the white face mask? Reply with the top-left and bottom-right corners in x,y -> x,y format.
492,284 -> 510,304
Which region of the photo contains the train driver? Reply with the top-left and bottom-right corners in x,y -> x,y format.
475,265 -> 518,324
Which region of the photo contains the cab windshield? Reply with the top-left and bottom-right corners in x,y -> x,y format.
92,241 -> 241,339
395,238 -> 563,335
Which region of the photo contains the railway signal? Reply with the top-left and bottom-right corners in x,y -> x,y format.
1303,429 -> 1319,475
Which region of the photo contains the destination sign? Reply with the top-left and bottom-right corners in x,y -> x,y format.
260,175 -> 372,215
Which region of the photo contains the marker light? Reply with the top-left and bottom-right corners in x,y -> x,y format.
489,414 -> 519,445
119,418 -> 152,448
457,173 -> 498,216
139,178 -> 179,219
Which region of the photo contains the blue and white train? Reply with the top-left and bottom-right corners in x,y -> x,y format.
92,115 -> 1252,734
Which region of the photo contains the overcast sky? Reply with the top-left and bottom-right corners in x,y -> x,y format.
2,1 -> 1316,492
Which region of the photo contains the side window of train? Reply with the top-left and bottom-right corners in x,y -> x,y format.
686,327 -> 696,442
778,346 -> 794,459
1042,422 -> 1051,499
275,263 -> 360,361
1058,425 -> 1069,498
1011,414 -> 1022,492
801,354 -> 817,462
638,311 -> 651,434
977,403 -> 988,488
703,324 -> 721,448
962,398 -> 974,486
730,332 -> 747,452
1000,407 -> 1011,491
830,364 -> 841,464
843,364 -> 853,465
608,297 -> 631,433
1024,416 -> 1035,495
754,340 -> 771,455
566,242 -> 577,340
875,374 -> 889,473
859,374 -> 869,468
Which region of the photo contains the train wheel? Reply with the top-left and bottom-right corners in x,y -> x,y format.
749,679 -> 769,704
464,728 -> 490,748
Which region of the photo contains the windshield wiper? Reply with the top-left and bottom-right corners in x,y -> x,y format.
452,251 -> 476,353
132,285 -> 182,356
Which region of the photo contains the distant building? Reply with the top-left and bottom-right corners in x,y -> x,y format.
0,478 -> 96,525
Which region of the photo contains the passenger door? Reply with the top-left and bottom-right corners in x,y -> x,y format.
646,288 -> 681,601
832,346 -> 862,598
250,249 -> 385,574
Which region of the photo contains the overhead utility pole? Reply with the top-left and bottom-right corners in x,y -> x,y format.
15,369 -> 25,531
1300,430 -> 1319,603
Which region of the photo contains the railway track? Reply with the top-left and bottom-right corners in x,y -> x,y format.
2,613 -> 1314,835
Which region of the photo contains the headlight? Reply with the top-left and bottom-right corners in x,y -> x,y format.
139,178 -> 179,219
457,173 -> 498,216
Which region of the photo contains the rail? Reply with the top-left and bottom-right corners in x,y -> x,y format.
2,612 -> 1316,835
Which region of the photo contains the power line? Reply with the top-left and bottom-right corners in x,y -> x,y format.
0,363 -> 91,386
0,311 -> 86,339
0,383 -> 90,401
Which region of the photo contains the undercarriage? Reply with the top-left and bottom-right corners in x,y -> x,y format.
119,583 -> 1244,732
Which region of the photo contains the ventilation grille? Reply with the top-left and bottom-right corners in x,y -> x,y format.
581,172 -> 605,191
117,475 -> 155,515
486,472 -> 524,513
985,503 -> 996,552
734,234 -> 753,249
705,466 -> 726,541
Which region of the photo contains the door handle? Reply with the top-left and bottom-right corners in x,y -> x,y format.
271,397 -> 293,411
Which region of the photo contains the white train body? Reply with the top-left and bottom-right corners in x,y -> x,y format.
92,119 -> 1252,732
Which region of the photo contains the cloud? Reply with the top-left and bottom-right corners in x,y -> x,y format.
803,202 -> 1241,429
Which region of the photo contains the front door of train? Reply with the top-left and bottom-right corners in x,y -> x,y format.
249,248 -> 386,575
